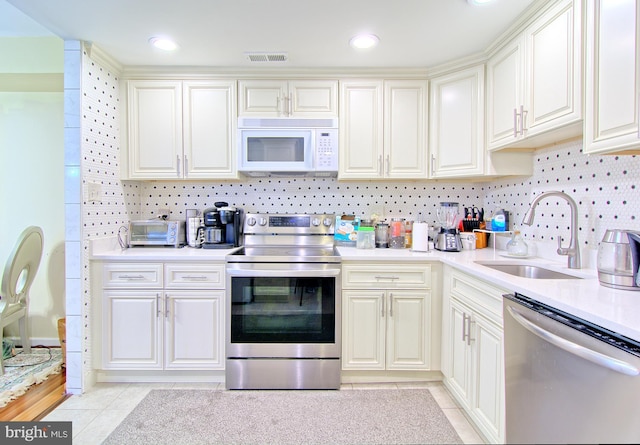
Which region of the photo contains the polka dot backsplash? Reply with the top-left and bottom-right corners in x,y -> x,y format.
135,180 -> 483,223
79,54 -> 640,262
484,138 -> 640,249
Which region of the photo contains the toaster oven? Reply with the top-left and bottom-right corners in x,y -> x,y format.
128,220 -> 186,247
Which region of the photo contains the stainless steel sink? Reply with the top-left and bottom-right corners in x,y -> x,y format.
475,262 -> 582,280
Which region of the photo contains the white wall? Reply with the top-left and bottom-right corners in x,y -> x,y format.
0,36 -> 65,344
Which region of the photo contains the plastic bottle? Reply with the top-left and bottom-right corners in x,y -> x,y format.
356,220 -> 375,249
492,207 -> 506,232
506,230 -> 528,256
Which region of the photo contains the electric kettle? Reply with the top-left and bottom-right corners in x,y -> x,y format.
597,229 -> 640,290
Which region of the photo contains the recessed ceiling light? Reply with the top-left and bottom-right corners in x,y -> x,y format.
467,0 -> 494,5
350,34 -> 379,49
148,37 -> 178,51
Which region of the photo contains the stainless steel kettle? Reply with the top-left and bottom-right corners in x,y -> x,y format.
597,229 -> 640,290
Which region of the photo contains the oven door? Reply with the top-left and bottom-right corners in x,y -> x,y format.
226,262 -> 341,359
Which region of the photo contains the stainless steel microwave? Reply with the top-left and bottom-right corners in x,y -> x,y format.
238,117 -> 338,177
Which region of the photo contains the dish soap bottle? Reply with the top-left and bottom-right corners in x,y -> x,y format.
506,229 -> 528,257
492,207 -> 506,232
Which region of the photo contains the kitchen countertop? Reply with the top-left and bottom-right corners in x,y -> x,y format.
338,246 -> 640,343
90,237 -> 640,342
91,245 -> 239,261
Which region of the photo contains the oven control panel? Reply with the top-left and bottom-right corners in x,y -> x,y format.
244,213 -> 335,234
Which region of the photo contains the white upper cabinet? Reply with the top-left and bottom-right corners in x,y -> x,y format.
238,79 -> 338,117
486,37 -> 525,150
127,80 -> 183,179
182,81 -> 237,179
487,0 -> 582,151
584,0 -> 640,154
126,80 -> 237,180
430,65 -> 485,178
339,80 -> 384,178
339,79 -> 428,179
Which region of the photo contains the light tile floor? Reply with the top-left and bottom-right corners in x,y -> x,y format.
43,381 -> 485,444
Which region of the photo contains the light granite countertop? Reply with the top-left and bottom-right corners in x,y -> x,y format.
90,236 -> 640,342
337,246 -> 640,343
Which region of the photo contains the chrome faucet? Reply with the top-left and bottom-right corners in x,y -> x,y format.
522,191 -> 581,269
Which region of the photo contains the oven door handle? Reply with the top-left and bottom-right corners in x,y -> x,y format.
226,268 -> 341,278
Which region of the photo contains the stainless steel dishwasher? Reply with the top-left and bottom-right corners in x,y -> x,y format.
503,293 -> 640,444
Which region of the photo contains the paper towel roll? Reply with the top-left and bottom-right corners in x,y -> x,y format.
412,222 -> 429,252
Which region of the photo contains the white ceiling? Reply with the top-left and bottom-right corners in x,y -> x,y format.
4,0 -> 538,69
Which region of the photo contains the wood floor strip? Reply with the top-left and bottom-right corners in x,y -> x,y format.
0,371 -> 67,421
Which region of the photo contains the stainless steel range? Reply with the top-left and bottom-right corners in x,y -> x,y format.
225,213 -> 341,390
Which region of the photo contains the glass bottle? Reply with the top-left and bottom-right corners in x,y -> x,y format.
375,223 -> 389,248
506,230 -> 528,256
389,218 -> 405,249
404,220 -> 413,248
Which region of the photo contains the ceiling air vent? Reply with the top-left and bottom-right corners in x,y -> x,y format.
245,52 -> 288,63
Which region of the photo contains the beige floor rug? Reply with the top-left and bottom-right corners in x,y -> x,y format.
103,388 -> 462,445
0,347 -> 63,407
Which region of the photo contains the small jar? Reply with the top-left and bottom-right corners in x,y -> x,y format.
356,220 -> 375,249
404,220 -> 413,249
389,218 -> 405,249
375,223 -> 389,248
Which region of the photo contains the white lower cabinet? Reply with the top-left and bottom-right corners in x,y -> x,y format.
343,290 -> 431,370
341,262 -> 436,371
442,266 -> 505,444
98,262 -> 225,371
103,290 -> 162,369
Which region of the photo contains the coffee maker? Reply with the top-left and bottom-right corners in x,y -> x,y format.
435,202 -> 462,252
200,202 -> 243,249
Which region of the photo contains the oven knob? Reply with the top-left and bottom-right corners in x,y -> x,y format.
312,217 -> 321,226
323,218 -> 333,227
246,217 -> 256,226
258,217 -> 268,226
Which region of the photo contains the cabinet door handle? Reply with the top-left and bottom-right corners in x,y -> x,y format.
165,294 -> 169,318
374,275 -> 400,280
287,95 -> 292,116
431,154 -> 436,176
521,105 -> 528,135
176,155 -> 181,177
381,293 -> 386,317
156,293 -> 162,317
462,313 -> 475,346
389,293 -> 394,317
183,155 -> 188,177
117,274 -> 145,280
183,275 -> 208,281
462,312 -> 470,343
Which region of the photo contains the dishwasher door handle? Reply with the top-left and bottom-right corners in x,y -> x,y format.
507,305 -> 640,377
